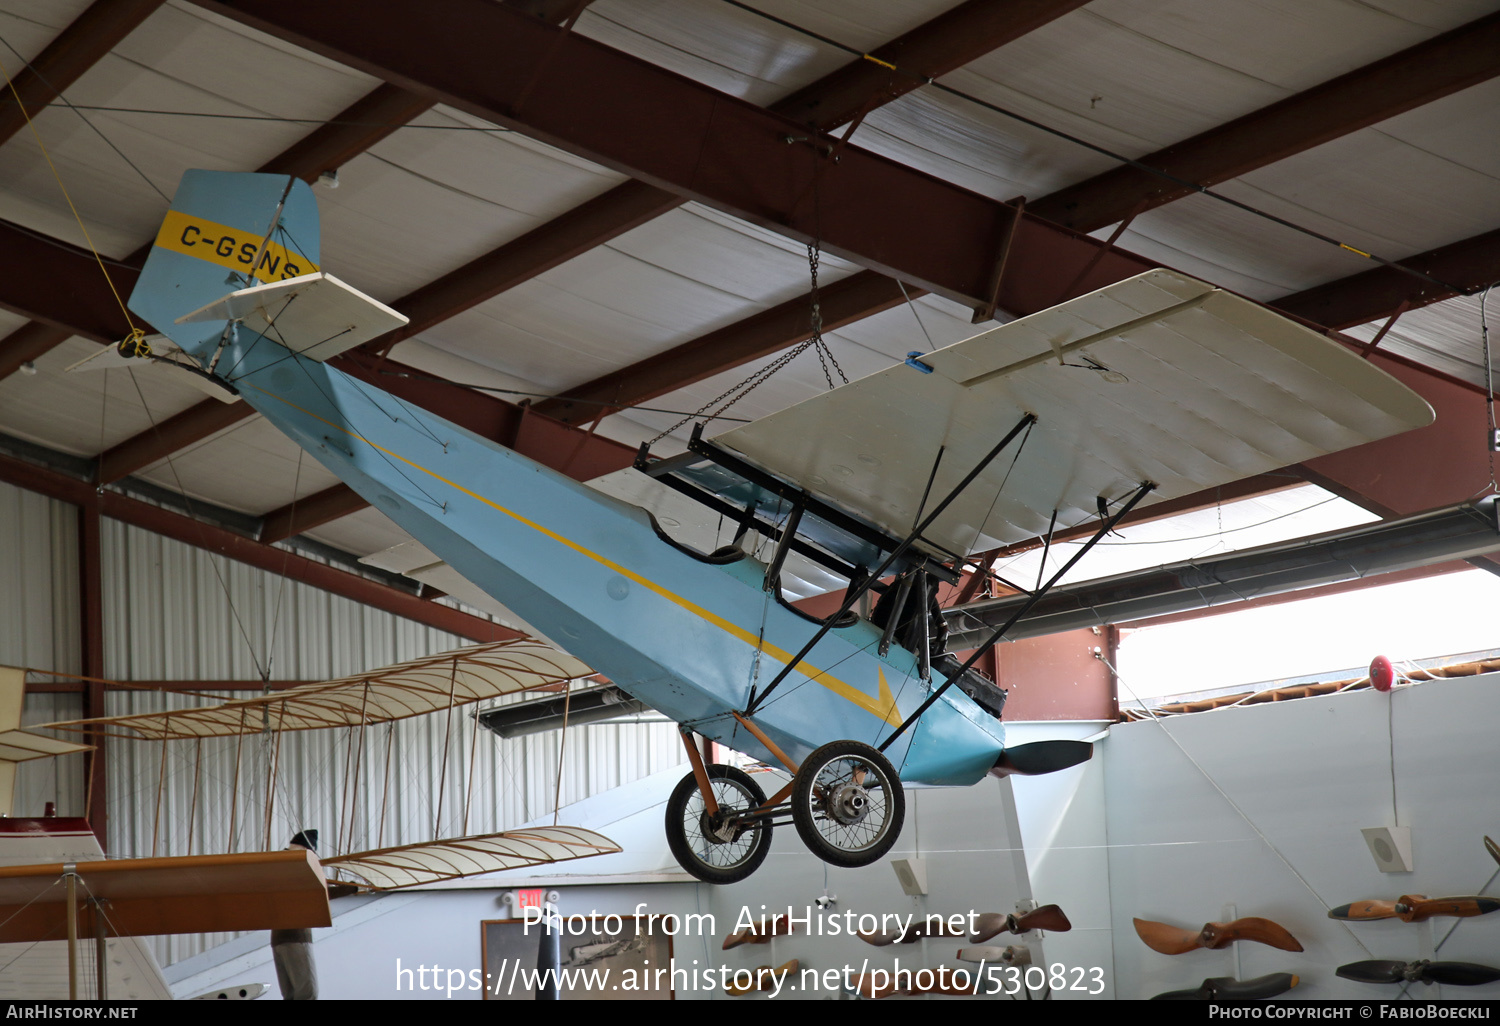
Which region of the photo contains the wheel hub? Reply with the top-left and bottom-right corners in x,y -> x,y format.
827,783 -> 871,825
701,810 -> 741,844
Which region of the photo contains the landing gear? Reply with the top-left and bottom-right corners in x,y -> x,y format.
791,740 -> 905,868
665,764 -> 773,885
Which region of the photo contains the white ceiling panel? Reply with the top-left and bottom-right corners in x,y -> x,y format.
130,414 -> 343,516
317,108 -> 628,303
0,2 -> 379,256
0,337 -> 208,457
576,0 -> 950,106
1345,293 -> 1497,389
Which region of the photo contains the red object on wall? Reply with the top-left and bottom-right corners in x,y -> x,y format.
1370,654 -> 1396,692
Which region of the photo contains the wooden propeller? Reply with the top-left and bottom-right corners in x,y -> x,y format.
1327,895 -> 1500,923
1133,916 -> 1303,954
1485,835 -> 1500,867
722,914 -> 795,950
725,959 -> 799,996
969,904 -> 1071,942
1337,960 -> 1500,987
1152,973 -> 1298,1000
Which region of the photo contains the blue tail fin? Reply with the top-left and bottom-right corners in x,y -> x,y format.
128,170 -> 320,360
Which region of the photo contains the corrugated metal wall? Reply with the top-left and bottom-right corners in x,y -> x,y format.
1,481 -> 85,816
2,490 -> 688,966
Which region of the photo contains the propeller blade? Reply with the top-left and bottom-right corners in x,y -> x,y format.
1329,900 -> 1401,921
1332,895 -> 1500,923
1337,961 -> 1409,984
1015,904 -> 1072,934
969,912 -> 1008,943
1424,962 -> 1500,987
1134,918 -> 1207,955
1486,835 -> 1500,867
1212,917 -> 1304,952
1152,973 -> 1298,1000
1399,896 -> 1500,922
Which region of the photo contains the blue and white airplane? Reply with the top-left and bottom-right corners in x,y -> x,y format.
119,170 -> 1433,883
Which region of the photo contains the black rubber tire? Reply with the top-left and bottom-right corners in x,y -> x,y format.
791,740 -> 905,868
665,764 -> 772,885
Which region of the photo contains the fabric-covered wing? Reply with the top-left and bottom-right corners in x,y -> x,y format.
42,638 -> 592,741
711,270 -> 1434,559
0,730 -> 92,762
324,826 -> 621,890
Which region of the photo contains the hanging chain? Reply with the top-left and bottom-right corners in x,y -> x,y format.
644,239 -> 849,446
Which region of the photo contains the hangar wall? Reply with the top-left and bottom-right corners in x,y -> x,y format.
1035,672 -> 1500,1000
0,479 -> 688,966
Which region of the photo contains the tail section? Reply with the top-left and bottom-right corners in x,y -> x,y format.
128,170 -> 320,360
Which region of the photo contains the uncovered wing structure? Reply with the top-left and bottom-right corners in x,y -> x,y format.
36,640 -> 622,890
43,637 -> 593,740
117,170 -> 1433,883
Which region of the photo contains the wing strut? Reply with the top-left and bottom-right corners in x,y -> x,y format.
875,479 -> 1155,752
744,413 -> 1036,717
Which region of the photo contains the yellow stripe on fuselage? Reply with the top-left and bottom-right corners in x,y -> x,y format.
154,209 -> 319,283
250,384 -> 904,727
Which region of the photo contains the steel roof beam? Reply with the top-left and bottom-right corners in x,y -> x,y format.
1275,226 -> 1500,330
362,0 -> 1083,357
0,0 -> 165,145
190,0 -> 1075,308
0,450 -> 511,642
1028,11 -> 1500,234
773,0 -> 1092,132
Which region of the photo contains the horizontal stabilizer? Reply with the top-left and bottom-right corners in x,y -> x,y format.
990,739 -> 1093,778
177,272 -> 407,363
66,336 -> 239,403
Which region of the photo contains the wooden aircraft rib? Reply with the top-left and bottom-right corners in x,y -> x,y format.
322,826 -> 620,890
38,639 -> 592,740
0,729 -> 93,762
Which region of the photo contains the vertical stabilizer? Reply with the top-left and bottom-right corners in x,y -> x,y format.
128,170 -> 320,360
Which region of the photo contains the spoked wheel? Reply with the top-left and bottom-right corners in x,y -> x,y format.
665,764 -> 773,884
792,740 -> 905,868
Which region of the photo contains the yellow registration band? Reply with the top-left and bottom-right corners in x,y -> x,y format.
154,209 -> 318,282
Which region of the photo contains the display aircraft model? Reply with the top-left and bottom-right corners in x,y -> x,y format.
117,170 -> 1434,884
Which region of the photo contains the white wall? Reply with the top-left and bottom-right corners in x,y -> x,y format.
1089,673 -> 1500,1000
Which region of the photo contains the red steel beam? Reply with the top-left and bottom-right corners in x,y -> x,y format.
0,0 -> 164,144
1275,226 -> 1500,330
365,0 -> 1081,357
368,179 -> 686,353
0,451 -> 512,643
97,400 -> 255,483
260,482 -> 374,544
773,0 -> 1091,131
1029,11 -> 1500,233
192,0 -> 1037,308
